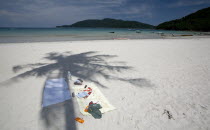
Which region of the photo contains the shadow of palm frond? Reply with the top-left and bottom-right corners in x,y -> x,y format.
1,51 -> 153,88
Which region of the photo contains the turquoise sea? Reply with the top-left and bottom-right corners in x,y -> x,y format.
0,27 -> 202,43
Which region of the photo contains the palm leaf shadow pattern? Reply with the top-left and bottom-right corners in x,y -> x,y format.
3,51 -> 153,88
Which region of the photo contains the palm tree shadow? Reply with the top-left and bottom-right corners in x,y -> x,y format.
0,51 -> 154,130
1,51 -> 153,88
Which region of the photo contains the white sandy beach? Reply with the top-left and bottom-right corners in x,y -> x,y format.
0,38 -> 210,130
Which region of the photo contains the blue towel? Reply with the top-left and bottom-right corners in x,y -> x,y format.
42,78 -> 71,107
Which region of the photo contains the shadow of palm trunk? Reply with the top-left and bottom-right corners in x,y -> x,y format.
40,71 -> 76,130
40,100 -> 76,130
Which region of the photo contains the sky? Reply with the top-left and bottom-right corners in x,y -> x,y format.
0,0 -> 210,27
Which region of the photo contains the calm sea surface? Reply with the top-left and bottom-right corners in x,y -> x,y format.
0,27 -> 201,43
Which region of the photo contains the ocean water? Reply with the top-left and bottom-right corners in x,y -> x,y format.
0,27 -> 201,43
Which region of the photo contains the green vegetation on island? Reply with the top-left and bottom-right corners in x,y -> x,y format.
56,18 -> 155,29
156,7 -> 210,31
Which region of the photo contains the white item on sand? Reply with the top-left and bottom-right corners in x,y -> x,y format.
68,71 -> 72,80
74,79 -> 83,85
76,91 -> 89,98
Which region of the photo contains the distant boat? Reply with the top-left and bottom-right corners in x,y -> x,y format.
128,29 -> 136,31
113,38 -> 129,40
136,30 -> 141,33
157,32 -> 164,34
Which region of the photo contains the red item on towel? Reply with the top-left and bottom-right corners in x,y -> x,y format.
84,87 -> 92,95
89,101 -> 94,105
83,87 -> 92,98
84,87 -> 92,92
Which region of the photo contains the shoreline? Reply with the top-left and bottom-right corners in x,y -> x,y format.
0,35 -> 210,44
1,27 -> 210,43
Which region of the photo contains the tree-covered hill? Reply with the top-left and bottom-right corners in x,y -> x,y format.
57,18 -> 155,29
156,7 -> 210,31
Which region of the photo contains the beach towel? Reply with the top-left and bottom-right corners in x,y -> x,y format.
72,83 -> 116,115
42,78 -> 71,107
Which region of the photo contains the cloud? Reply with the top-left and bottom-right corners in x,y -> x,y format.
0,0 -> 153,27
0,10 -> 21,16
104,4 -> 153,20
168,0 -> 210,7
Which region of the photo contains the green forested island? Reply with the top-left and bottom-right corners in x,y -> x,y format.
56,18 -> 155,29
57,7 -> 210,31
156,7 -> 210,31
